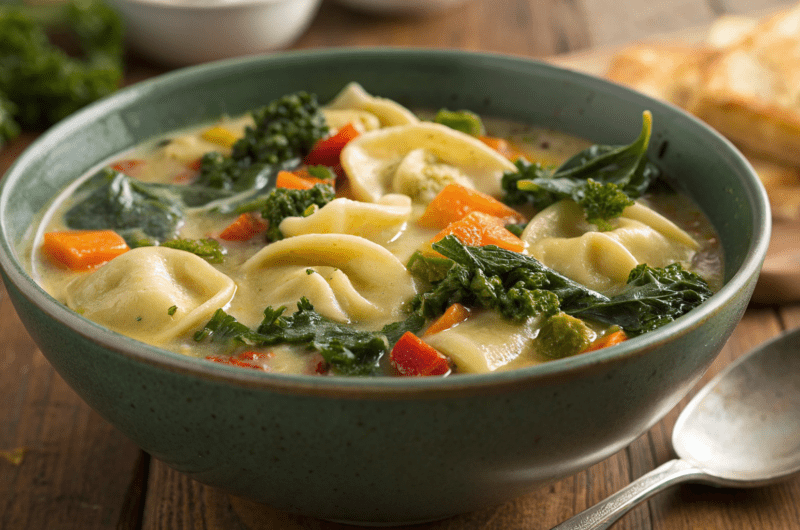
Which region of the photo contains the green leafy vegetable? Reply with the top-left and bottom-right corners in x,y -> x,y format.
0,0 -> 123,137
502,111 -> 659,225
537,312 -> 595,359
167,305 -> 177,316
566,263 -> 713,336
160,238 -> 225,264
261,183 -> 336,241
64,169 -> 183,246
433,108 -> 484,136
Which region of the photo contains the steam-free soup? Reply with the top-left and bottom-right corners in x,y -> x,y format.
27,83 -> 723,376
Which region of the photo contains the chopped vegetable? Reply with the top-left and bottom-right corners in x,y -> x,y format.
218,213 -> 268,241
303,122 -> 360,167
42,230 -> 128,271
406,251 -> 454,283
433,109 -> 484,136
582,329 -> 627,353
110,159 -> 146,176
429,211 -> 525,253
390,332 -> 450,376
160,238 -> 226,263
417,183 -> 526,229
479,136 -> 527,161
205,350 -> 274,370
0,0 -> 123,138
423,303 -> 471,336
537,312 -> 595,359
502,112 -> 659,226
275,170 -> 333,190
201,126 -> 239,148
261,183 -> 336,241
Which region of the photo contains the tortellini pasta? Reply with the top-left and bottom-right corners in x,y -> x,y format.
279,194 -> 412,244
240,234 -> 417,325
64,247 -> 236,345
324,81 -> 419,129
521,200 -> 701,294
340,122 -> 517,203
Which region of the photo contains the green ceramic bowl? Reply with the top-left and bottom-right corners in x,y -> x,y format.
0,49 -> 769,524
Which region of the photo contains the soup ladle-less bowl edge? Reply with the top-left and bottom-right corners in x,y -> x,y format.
551,327 -> 800,530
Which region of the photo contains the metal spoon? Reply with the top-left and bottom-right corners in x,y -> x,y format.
551,327 -> 800,530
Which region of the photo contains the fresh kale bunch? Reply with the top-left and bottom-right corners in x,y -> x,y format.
0,1 -> 123,144
195,92 -> 328,190
195,298 -> 425,376
260,183 -> 336,241
501,111 -> 659,229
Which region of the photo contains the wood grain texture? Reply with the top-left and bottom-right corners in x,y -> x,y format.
2,0 -> 800,529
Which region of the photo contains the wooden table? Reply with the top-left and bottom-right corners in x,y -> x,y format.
2,0 -> 800,528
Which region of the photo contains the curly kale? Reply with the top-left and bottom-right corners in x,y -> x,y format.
502,111 -> 659,226
0,1 -> 123,133
261,183 -> 336,241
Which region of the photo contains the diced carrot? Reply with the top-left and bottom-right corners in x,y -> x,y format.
218,213 -> 268,241
429,211 -> 525,253
478,136 -> 528,162
417,183 -> 526,229
424,303 -> 471,336
201,126 -> 239,148
206,350 -> 274,370
110,159 -> 145,176
582,330 -> 628,353
42,230 -> 129,271
304,122 -> 360,167
275,169 -> 334,190
390,332 -> 450,376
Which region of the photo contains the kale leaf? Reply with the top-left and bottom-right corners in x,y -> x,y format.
260,183 -> 336,241
502,111 -> 659,225
160,238 -> 225,263
565,263 -> 713,336
64,169 -> 183,246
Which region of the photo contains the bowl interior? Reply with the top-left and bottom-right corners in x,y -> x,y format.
0,48 -> 770,380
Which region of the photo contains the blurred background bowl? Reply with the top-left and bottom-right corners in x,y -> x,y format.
109,0 -> 322,66
0,49 -> 769,524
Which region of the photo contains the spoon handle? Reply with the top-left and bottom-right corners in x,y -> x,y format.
549,458 -> 707,530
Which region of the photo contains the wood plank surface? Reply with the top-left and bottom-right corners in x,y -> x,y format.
2,0 -> 800,529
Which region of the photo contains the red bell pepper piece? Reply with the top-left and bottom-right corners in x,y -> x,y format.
304,122 -> 360,167
390,332 -> 450,376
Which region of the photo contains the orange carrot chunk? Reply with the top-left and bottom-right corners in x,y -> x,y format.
478,136 -> 528,162
304,122 -> 360,167
390,332 -> 450,376
219,213 -> 268,241
430,211 -> 525,253
582,330 -> 628,353
275,170 -> 334,190
418,182 -> 526,229
424,303 -> 471,336
42,230 -> 129,271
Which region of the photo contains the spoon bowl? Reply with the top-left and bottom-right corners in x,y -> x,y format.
553,327 -> 800,529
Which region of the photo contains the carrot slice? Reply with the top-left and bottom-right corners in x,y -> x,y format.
417,183 -> 526,229
582,330 -> 628,353
304,122 -> 360,167
275,170 -> 334,190
218,213 -> 268,241
42,230 -> 129,271
390,332 -> 450,376
424,303 -> 471,336
478,136 -> 528,162
429,211 -> 525,253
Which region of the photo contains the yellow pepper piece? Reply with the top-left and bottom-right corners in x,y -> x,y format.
201,126 -> 239,148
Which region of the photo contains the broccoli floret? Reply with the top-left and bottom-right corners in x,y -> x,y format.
500,159 -> 555,208
576,179 -> 634,231
160,238 -> 226,263
261,183 -> 336,241
232,91 -> 329,166
433,108 -> 484,136
537,312 -> 595,359
0,1 -> 123,131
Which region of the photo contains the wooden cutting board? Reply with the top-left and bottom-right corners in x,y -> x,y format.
547,37 -> 800,305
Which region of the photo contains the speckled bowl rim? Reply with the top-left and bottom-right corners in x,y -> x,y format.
0,47 -> 771,398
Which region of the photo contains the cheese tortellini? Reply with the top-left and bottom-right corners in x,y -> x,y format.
521,200 -> 701,295
340,122 -> 517,203
323,81 -> 419,130
64,247 -> 236,345
240,234 -> 417,325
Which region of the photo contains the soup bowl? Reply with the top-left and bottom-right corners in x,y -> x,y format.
0,49 -> 769,524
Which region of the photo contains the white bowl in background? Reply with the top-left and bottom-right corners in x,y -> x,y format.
111,0 -> 322,66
